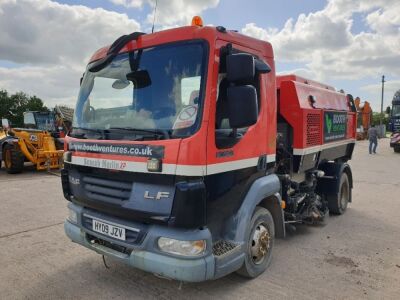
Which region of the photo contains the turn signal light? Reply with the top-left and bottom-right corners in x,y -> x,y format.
191,16 -> 203,27
147,158 -> 162,172
281,200 -> 286,209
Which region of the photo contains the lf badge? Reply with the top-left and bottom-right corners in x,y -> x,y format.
144,191 -> 170,200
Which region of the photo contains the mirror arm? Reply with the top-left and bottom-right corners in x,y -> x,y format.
255,59 -> 271,74
231,128 -> 237,138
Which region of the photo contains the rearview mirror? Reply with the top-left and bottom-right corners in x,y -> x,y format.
386,106 -> 391,115
227,85 -> 258,128
126,70 -> 151,89
226,53 -> 271,83
226,53 -> 255,83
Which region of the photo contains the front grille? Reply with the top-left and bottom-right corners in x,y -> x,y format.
213,240 -> 239,257
306,113 -> 321,146
82,175 -> 132,204
82,215 -> 143,244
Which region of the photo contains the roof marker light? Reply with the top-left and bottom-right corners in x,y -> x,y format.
191,16 -> 203,27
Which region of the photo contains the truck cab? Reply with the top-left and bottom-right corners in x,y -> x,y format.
389,90 -> 400,152
62,21 -> 355,281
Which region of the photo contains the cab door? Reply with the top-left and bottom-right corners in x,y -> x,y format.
203,40 -> 275,232
206,41 -> 272,177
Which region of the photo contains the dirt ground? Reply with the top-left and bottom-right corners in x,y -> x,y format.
0,140 -> 399,299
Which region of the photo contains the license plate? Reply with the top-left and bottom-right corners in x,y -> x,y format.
92,219 -> 126,241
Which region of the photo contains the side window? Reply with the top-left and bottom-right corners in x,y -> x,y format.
215,48 -> 262,149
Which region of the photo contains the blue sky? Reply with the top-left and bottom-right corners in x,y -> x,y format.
57,0 -> 328,28
0,0 -> 399,110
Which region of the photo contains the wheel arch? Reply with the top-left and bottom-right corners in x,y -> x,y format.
342,164 -> 353,190
223,174 -> 285,242
258,193 -> 285,238
317,161 -> 353,202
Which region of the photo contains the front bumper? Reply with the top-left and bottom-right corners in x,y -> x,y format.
64,203 -> 216,282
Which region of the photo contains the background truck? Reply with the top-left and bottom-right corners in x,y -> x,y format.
62,18 -> 356,282
388,90 -> 400,152
1,114 -> 64,173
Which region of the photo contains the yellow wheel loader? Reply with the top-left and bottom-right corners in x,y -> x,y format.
1,117 -> 64,174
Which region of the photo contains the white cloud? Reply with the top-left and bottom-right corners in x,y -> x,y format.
241,0 -> 400,81
110,0 -> 219,27
110,0 -> 144,8
0,0 -> 140,67
0,0 -> 141,107
0,65 -> 81,107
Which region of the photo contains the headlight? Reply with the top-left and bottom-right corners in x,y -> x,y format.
68,208 -> 78,224
157,237 -> 206,257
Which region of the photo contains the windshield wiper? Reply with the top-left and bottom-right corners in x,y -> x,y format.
70,127 -> 105,139
108,127 -> 170,140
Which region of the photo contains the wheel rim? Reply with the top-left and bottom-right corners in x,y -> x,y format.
250,223 -> 271,265
340,179 -> 349,209
4,149 -> 11,169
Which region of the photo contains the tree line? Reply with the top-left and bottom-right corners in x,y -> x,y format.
0,89 -> 48,127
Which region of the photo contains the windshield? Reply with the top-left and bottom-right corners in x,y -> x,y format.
392,105 -> 400,117
24,112 -> 56,131
73,41 -> 207,140
36,113 -> 56,131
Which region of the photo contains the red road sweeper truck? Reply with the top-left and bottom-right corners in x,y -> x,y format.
62,17 -> 356,281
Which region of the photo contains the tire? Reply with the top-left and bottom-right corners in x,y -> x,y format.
236,207 -> 275,278
394,146 -> 400,153
328,172 -> 350,215
3,144 -> 24,174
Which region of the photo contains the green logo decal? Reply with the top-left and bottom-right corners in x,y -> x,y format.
325,114 -> 332,134
324,112 -> 347,142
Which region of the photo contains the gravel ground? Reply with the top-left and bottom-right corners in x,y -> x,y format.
0,140 -> 399,299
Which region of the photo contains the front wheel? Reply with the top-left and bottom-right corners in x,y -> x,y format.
328,172 -> 350,215
3,144 -> 24,174
236,207 -> 274,278
394,146 -> 400,153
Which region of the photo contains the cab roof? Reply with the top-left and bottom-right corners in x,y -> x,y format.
276,74 -> 335,91
89,25 -> 274,64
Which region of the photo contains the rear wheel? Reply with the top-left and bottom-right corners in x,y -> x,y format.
328,172 -> 350,215
3,144 -> 24,174
236,207 -> 274,278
